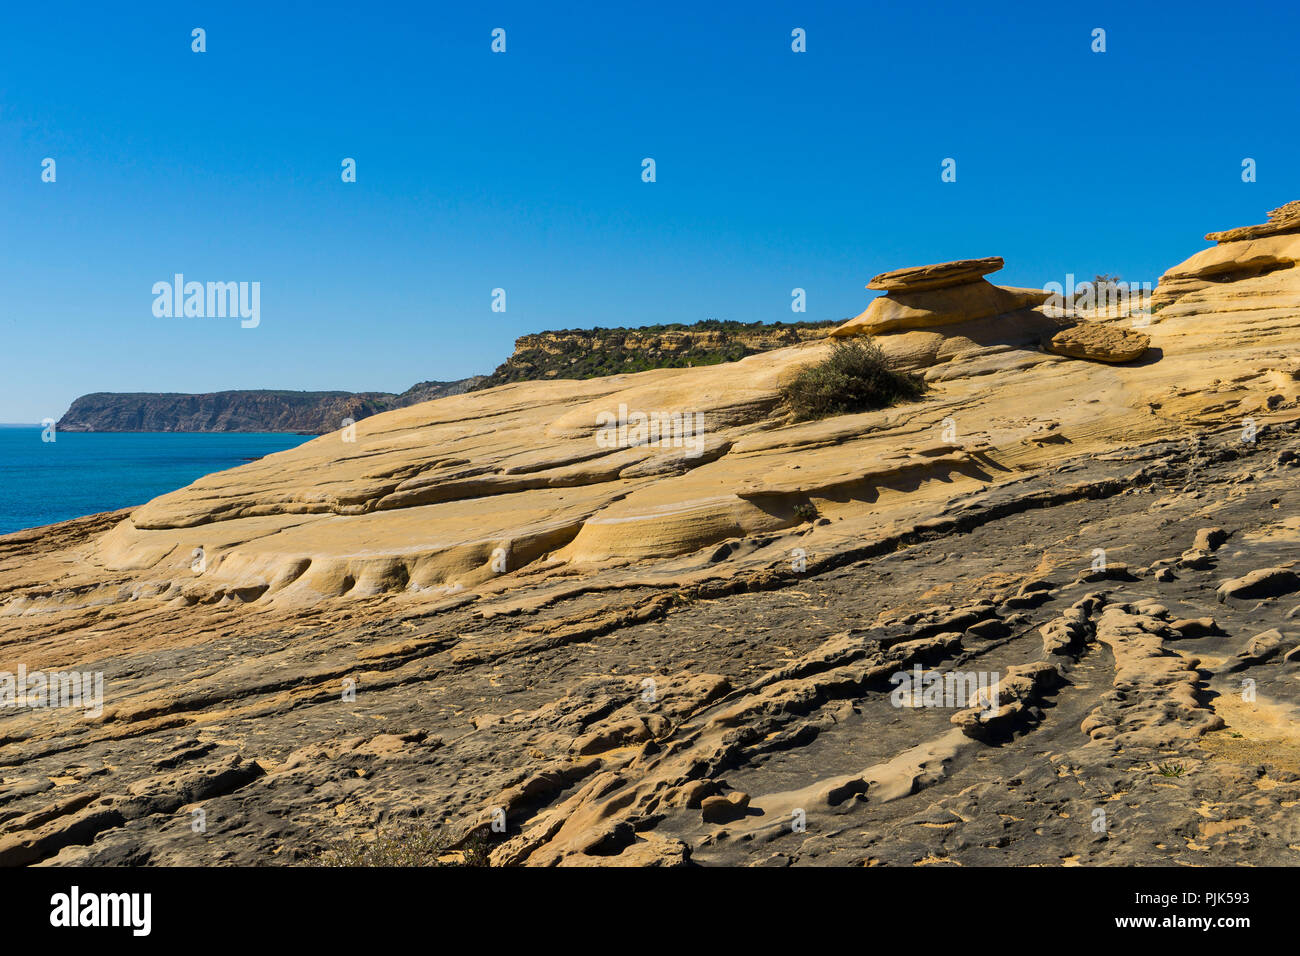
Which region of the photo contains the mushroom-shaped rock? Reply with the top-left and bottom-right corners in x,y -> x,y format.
831,281 -> 1053,338
866,256 -> 1005,293
1044,324 -> 1150,363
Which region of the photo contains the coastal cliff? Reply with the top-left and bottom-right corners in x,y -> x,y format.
56,380 -> 483,434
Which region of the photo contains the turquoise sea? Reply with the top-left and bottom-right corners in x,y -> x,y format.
0,426 -> 313,535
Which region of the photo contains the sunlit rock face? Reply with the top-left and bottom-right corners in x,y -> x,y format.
832,256 -> 1056,337
1152,202 -> 1300,317
1045,324 -> 1150,364
2,207 -> 1300,868
17,216 -> 1300,610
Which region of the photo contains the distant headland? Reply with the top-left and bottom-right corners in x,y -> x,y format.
55,319 -> 837,432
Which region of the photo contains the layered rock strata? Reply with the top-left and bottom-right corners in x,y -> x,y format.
3,206 -> 1300,866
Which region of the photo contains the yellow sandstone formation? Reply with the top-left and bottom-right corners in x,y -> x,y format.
3,204 -> 1300,868
6,217 -> 1299,616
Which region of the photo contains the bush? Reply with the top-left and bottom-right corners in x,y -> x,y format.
779,340 -> 925,422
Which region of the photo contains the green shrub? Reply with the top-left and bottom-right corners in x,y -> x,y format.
779,340 -> 925,422
793,502 -> 819,523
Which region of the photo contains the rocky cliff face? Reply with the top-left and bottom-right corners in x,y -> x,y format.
56,379 -> 484,433
474,320 -> 836,389
57,391 -> 391,434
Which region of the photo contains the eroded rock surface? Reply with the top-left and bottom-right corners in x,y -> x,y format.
1046,324 -> 1151,363
866,257 -> 1006,292
833,257 -> 1055,338
4,206 -> 1300,867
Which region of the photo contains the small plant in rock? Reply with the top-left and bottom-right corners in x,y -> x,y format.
793,502 -> 819,523
780,340 -> 925,422
1154,762 -> 1187,777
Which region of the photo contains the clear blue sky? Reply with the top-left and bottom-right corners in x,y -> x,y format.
3,0 -> 1298,422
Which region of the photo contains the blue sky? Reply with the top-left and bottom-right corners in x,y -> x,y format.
2,0 -> 1298,422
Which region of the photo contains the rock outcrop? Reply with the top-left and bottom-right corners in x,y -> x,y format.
832,257 -> 1054,337
1205,200 -> 1300,244
5,204 -> 1300,868
829,256 -> 1066,380
865,256 -> 1006,292
1045,324 -> 1150,363
1152,203 -> 1300,317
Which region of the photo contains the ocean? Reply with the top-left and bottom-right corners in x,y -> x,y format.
0,426 -> 314,535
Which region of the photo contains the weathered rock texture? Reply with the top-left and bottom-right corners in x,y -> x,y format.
4,205 -> 1300,867
866,257 -> 1006,292
833,257 -> 1055,339
1205,200 -> 1300,244
1152,203 -> 1300,316
1045,324 -> 1150,363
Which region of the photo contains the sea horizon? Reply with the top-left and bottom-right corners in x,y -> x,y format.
0,423 -> 316,431
0,428 -> 312,535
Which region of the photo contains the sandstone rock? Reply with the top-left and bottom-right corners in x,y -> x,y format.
1205,201 -> 1300,244
675,780 -> 716,809
1226,629 -> 1299,671
1045,324 -> 1150,363
862,310 -> 1069,374
832,280 -> 1053,337
7,207 -> 1300,870
1074,563 -> 1137,584
570,715 -> 667,755
1170,617 -> 1222,638
866,257 -> 1005,292
950,660 -> 1060,740
1018,579 -> 1055,594
701,791 -> 750,824
1217,567 -> 1300,602
1193,527 -> 1229,552
1178,549 -> 1217,570
0,797 -> 125,868
1152,203 -> 1300,314
965,618 -> 1011,640
558,836 -> 692,867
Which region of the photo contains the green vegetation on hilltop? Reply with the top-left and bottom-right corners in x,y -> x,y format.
473,319 -> 838,390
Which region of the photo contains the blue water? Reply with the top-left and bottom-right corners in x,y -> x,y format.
0,427 -> 314,535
